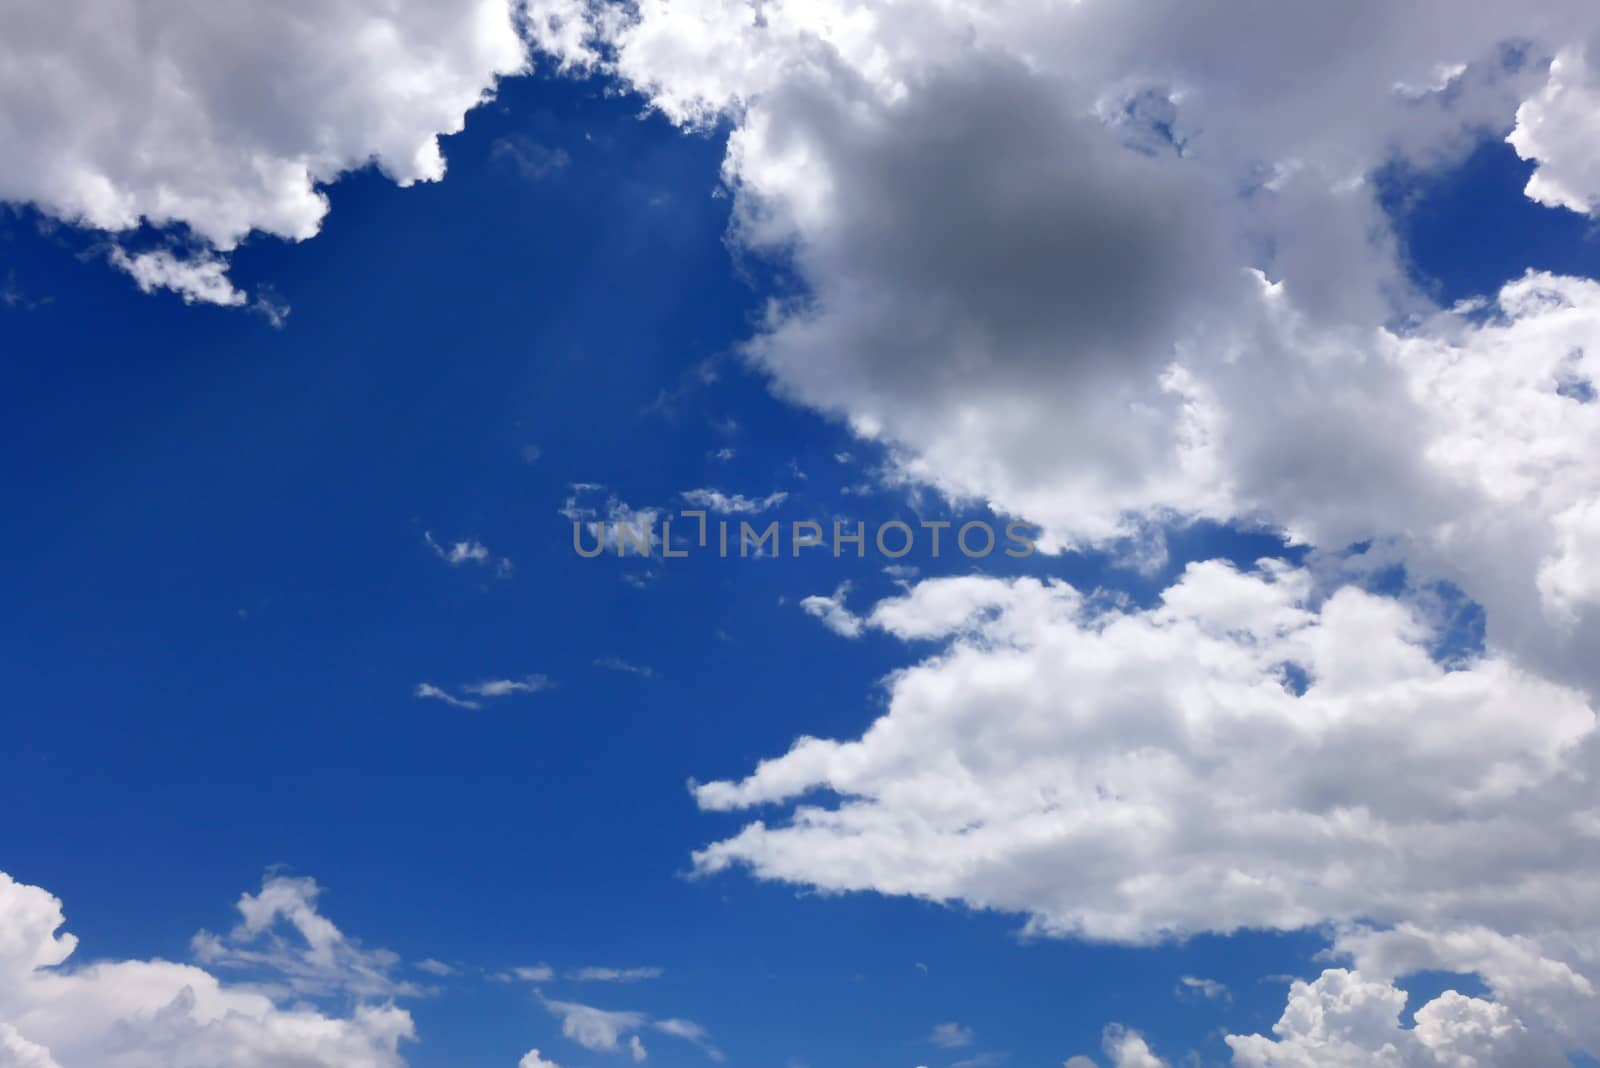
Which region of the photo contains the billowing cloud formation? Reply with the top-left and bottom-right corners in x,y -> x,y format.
1102,1026 -> 1167,1068
696,566 -> 1598,940
1085,971 -> 1565,1066
520,1050 -> 563,1068
0,0 -> 526,301
1511,42 -> 1600,215
1228,968 -> 1558,1066
0,870 -> 413,1067
525,0 -> 1600,698
693,565 -> 1600,1057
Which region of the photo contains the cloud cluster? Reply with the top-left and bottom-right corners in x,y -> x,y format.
525,0 -> 1600,695
522,9 -> 1600,1059
0,0 -> 526,301
696,564 -> 1600,1058
7,0 -> 1600,1063
541,997 -> 721,1062
0,870 -> 413,1068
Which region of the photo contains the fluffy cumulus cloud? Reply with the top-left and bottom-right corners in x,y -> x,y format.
1510,40 -> 1600,215
523,0 -> 1600,685
1102,1026 -> 1168,1068
1226,968 -> 1559,1067
695,566 -> 1599,941
0,0 -> 526,301
0,870 -> 413,1067
693,564 -> 1600,1059
520,1050 -> 563,1068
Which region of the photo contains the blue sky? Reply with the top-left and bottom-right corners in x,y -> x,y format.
6,6 -> 1600,1068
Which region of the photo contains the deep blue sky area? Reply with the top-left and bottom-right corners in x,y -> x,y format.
2,72 -> 1594,1068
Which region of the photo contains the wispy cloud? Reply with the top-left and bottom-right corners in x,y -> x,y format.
416,675 -> 550,709
950,1054 -> 1004,1068
424,531 -> 511,573
541,998 -> 721,1062
490,135 -> 571,181
679,489 -> 788,515
462,675 -> 552,698
595,657 -> 656,679
542,998 -> 649,1054
561,486 -> 661,555
931,1023 -> 975,1049
190,874 -> 418,1000
572,966 -> 664,983
800,582 -> 864,638
654,1018 -> 725,1062
1177,975 -> 1231,1003
424,531 -> 488,565
414,683 -> 481,710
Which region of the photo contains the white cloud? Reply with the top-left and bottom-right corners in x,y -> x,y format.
540,998 -> 717,1061
652,1019 -> 724,1062
0,869 -> 414,1067
680,489 -> 789,514
424,532 -> 499,568
594,657 -> 656,679
1,0 -> 526,300
491,136 -> 572,181
1511,44 -> 1600,215
542,999 -> 648,1054
1176,976 -> 1229,1003
414,959 -> 454,977
930,1023 -> 974,1049
526,13 -> 1600,1055
572,967 -> 664,983
190,874 -> 418,1001
799,583 -> 864,638
462,676 -> 552,698
520,1050 -> 562,1068
107,248 -> 246,307
949,1057 -> 1002,1068
414,683 -> 482,710
497,964 -> 557,983
561,487 -> 662,556
691,564 -> 1600,1053
524,0 -> 1600,703
0,1024 -> 60,1068
1226,968 -> 1557,1067
1102,1027 -> 1166,1068
418,676 -> 548,707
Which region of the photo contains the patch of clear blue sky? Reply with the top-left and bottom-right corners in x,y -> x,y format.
0,71 -> 1593,1066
